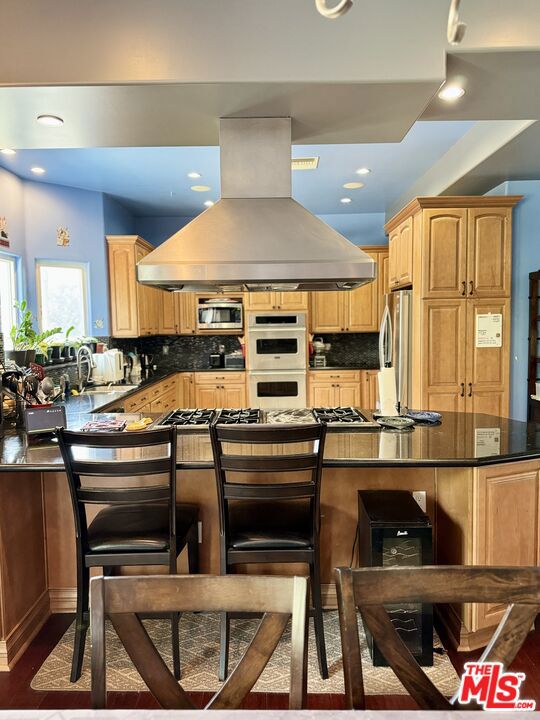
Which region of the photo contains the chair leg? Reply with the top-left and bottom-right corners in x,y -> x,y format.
187,523 -> 199,574
71,562 -> 90,682
309,556 -> 329,680
171,612 -> 181,680
219,611 -> 230,682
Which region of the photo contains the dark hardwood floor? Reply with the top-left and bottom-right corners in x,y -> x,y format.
0,613 -> 538,710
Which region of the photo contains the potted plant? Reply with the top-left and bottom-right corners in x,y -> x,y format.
8,300 -> 62,366
79,335 -> 99,353
62,325 -> 75,361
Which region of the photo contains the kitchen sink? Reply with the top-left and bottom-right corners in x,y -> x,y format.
81,385 -> 139,394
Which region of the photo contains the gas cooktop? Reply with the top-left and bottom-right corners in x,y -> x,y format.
312,407 -> 375,427
157,406 -> 377,430
158,408 -> 261,428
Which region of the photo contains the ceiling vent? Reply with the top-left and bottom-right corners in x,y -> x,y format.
291,156 -> 320,171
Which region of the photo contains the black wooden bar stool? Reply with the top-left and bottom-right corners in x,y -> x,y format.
209,421 -> 328,680
57,425 -> 199,682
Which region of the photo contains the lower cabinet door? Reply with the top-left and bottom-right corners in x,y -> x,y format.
221,383 -> 246,408
336,383 -> 360,408
472,462 -> 539,631
195,384 -> 220,408
309,382 -> 336,407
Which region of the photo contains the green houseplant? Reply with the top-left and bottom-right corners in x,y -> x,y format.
8,300 -> 61,366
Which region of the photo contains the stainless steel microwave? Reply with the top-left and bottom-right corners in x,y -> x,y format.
197,298 -> 243,331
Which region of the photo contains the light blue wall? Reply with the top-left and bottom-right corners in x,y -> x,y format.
317,213 -> 387,246
486,181 -> 540,421
134,216 -> 193,246
134,212 -> 388,247
23,181 -> 110,335
103,194 -> 135,235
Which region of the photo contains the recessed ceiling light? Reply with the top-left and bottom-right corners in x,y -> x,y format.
37,114 -> 64,127
31,166 -> 46,174
187,171 -> 201,179
191,185 -> 211,192
340,197 -> 352,204
356,167 -> 371,175
343,182 -> 364,190
0,148 -> 16,155
438,84 -> 465,102
204,200 -> 214,207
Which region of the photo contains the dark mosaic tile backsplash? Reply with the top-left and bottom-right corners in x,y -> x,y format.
310,333 -> 379,369
111,332 -> 379,370
111,335 -> 245,370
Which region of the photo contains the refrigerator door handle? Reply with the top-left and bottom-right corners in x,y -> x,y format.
379,296 -> 393,368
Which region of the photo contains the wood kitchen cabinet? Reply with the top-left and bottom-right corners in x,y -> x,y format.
159,291 -> 177,334
436,459 -> 540,649
385,197 -> 521,418
309,370 -> 361,407
180,372 -> 195,407
107,235 -> 163,338
420,297 -> 510,415
194,372 -> 246,408
310,247 -> 388,333
361,370 -> 379,409
245,292 -> 308,311
388,217 -> 413,290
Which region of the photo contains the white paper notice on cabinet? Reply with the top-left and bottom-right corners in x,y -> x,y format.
476,313 -> 502,347
475,428 -> 501,458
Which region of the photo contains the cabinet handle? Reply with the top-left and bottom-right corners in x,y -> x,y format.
461,281 -> 466,296
460,383 -> 465,397
468,382 -> 473,397
469,281 -> 474,296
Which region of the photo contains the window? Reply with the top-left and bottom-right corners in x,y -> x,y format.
36,261 -> 89,339
0,254 -> 18,350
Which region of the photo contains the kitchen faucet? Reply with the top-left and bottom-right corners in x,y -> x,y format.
76,345 -> 95,392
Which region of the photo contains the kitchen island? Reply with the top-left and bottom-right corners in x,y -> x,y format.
0,406 -> 540,669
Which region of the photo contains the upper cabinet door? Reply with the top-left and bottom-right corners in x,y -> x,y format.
135,245 -> 152,336
245,292 -> 276,311
348,251 -> 379,332
176,293 -> 197,334
108,242 -> 139,337
398,217 -> 414,286
467,208 -> 511,298
310,291 -> 345,333
388,230 -> 399,289
421,209 -> 467,299
276,292 -> 308,311
159,290 -> 177,334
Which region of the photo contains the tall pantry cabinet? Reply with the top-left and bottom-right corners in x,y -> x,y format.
384,197 -> 521,417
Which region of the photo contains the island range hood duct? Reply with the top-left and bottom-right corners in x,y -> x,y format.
137,117 -> 376,292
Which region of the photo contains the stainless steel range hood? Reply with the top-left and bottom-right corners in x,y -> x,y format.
137,118 -> 376,292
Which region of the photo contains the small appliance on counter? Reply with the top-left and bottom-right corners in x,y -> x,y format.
140,353 -> 154,372
209,353 -> 223,368
311,336 -> 331,368
92,349 -> 125,383
224,351 -> 245,369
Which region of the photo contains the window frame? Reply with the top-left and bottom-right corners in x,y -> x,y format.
35,259 -> 90,338
0,251 -> 21,350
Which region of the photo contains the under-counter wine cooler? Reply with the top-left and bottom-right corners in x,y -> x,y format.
357,490 -> 433,667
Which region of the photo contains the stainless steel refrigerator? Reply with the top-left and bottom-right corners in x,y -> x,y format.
379,290 -> 413,412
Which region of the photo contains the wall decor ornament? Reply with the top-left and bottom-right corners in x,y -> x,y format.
56,226 -> 70,247
0,216 -> 9,248
315,0 -> 353,19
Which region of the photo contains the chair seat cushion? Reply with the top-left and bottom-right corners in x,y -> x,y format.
87,502 -> 198,554
228,500 -> 312,550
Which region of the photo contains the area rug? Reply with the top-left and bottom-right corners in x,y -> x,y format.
32,612 -> 459,695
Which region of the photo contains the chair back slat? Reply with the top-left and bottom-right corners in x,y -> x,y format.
220,454 -> 318,473
214,424 -> 323,444
223,482 -> 315,501
335,565 -> 540,711
58,427 -> 173,447
77,486 -> 170,505
70,458 -> 171,477
90,574 -> 308,710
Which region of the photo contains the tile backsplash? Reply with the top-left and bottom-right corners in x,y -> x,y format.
310,333 -> 379,368
111,335 -> 245,370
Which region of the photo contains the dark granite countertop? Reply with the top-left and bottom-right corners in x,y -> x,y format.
2,411 -> 540,471
308,366 -> 379,371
